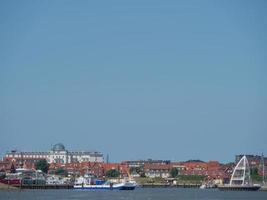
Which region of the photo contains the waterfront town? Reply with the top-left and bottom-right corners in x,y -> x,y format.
0,143 -> 266,190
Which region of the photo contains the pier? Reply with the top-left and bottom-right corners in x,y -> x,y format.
140,183 -> 201,188
12,184 -> 74,190
218,185 -> 261,191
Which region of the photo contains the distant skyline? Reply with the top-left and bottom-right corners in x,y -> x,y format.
1,0 -> 267,163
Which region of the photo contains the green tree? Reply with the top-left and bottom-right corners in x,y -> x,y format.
250,167 -> 262,182
10,163 -> 16,173
170,168 -> 178,178
140,172 -> 146,177
55,167 -> 68,176
35,159 -> 49,174
105,169 -> 120,178
130,167 -> 142,174
0,169 -> 6,179
251,168 -> 258,175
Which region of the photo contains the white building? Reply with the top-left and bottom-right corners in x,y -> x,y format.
5,143 -> 104,164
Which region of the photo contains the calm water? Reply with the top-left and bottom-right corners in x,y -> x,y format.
0,188 -> 267,200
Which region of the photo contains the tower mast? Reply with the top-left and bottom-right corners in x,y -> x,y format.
262,153 -> 265,185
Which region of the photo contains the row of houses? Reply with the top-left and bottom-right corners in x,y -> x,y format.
1,159 -> 266,184
0,158 -> 227,176
140,161 -> 231,181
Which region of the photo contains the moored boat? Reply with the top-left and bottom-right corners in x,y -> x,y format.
200,183 -> 217,189
73,175 -> 136,190
74,181 -> 136,190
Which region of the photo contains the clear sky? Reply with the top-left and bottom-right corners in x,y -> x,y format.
1,0 -> 266,163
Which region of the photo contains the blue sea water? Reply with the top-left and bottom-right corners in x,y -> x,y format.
0,188 -> 267,200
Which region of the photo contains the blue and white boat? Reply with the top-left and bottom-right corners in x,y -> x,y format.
74,175 -> 137,190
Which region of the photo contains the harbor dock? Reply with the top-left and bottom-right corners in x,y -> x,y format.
140,183 -> 201,188
13,184 -> 74,189
259,185 -> 267,191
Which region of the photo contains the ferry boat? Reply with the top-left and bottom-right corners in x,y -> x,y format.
73,175 -> 137,190
218,155 -> 261,191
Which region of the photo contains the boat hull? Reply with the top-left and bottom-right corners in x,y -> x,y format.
218,185 -> 261,191
200,184 -> 217,189
74,182 -> 136,190
119,186 -> 135,190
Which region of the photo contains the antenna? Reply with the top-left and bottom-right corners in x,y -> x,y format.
106,154 -> 109,164
262,153 -> 265,185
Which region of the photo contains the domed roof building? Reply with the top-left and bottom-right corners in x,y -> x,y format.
4,143 -> 104,164
51,143 -> 66,152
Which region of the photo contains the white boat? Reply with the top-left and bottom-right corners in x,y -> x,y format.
200,183 -> 217,189
74,181 -> 137,190
73,175 -> 137,190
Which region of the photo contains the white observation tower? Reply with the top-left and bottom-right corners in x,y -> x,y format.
218,155 -> 261,191
230,155 -> 251,186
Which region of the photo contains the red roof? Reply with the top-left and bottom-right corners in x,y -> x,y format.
182,162 -> 207,170
144,164 -> 172,170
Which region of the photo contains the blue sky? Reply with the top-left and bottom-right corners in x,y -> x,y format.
1,0 -> 267,163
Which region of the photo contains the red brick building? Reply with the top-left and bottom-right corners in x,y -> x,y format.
48,162 -> 130,178
144,163 -> 172,178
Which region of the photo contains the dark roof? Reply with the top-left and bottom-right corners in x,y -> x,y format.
52,143 -> 66,151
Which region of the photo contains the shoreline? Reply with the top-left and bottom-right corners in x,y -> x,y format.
0,183 -> 19,191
